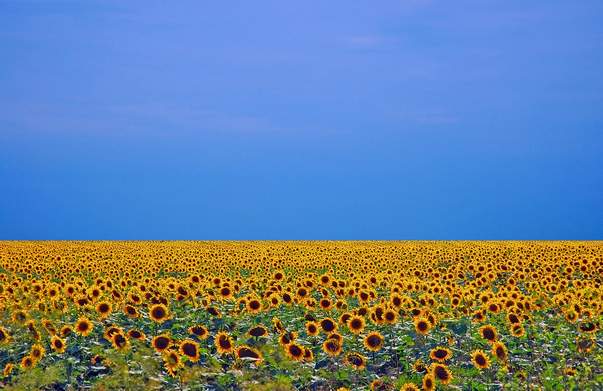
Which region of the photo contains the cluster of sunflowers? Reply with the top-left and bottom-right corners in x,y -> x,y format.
0,241 -> 601,390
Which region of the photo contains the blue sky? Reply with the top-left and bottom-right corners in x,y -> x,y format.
1,0 -> 602,239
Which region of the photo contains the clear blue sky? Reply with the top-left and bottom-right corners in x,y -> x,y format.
1,0 -> 602,240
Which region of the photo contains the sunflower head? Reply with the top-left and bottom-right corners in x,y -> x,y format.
363,331 -> 384,352
149,304 -> 169,323
179,339 -> 200,362
471,350 -> 491,369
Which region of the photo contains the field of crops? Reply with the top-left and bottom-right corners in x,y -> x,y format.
0,241 -> 601,390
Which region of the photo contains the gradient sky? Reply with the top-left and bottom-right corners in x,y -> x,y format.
1,0 -> 602,240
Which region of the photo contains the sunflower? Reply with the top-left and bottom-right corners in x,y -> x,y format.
479,325 -> 497,343
492,341 -> 508,362
278,331 -> 298,346
320,318 -> 337,334
430,363 -> 453,384
127,329 -> 146,340
12,310 -> 28,324
189,324 -> 209,340
285,342 -> 305,361
471,350 -> 490,369
303,347 -> 314,362
413,358 -> 427,373
248,325 -> 269,338
179,339 -> 200,362
400,383 -> 419,391
51,336 -> 66,353
344,352 -> 367,370
215,331 -> 234,354
42,319 -> 57,335
414,317 -> 431,335
96,301 -> 112,319
319,298 -> 332,310
218,286 -> 233,300
236,345 -> 263,364
511,323 -> 525,337
103,325 -> 123,342
347,315 -> 366,335
123,304 -> 139,318
152,335 -> 172,353
422,373 -> 435,391
369,379 -> 387,390
74,317 -> 94,337
30,344 -> 45,362
149,304 -> 169,323
0,327 -> 10,344
429,346 -> 452,362
246,298 -> 263,314
305,321 -> 319,336
322,338 -> 342,357
383,309 -> 398,325
363,331 -> 384,352
20,355 -> 34,370
60,325 -> 73,338
578,321 -> 598,334
3,363 -> 14,377
163,349 -> 182,377
576,337 -> 595,353
112,333 -> 129,351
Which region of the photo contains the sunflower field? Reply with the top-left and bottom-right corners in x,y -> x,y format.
0,241 -> 601,390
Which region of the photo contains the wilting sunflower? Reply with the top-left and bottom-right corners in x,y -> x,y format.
179,339 -> 200,362
50,336 -> 66,353
414,317 -> 431,335
347,315 -> 366,334
344,352 -> 367,370
479,325 -> 498,343
471,350 -> 491,369
74,317 -> 94,337
285,342 -> 305,361
492,341 -> 508,362
236,345 -> 263,364
96,301 -> 112,319
363,331 -> 384,352
215,331 -> 234,354
112,333 -> 129,351
152,335 -> 172,353
430,363 -> 453,384
322,338 -> 342,357
149,304 -> 169,323
429,346 -> 452,362
189,324 -> 209,340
